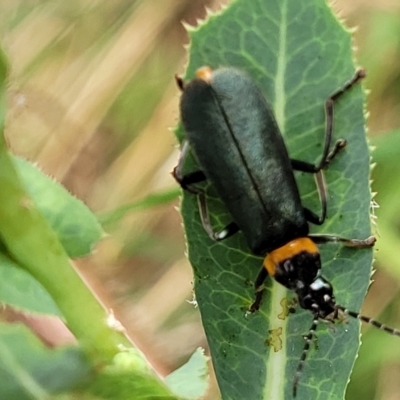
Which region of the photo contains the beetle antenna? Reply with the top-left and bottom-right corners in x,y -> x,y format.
335,305 -> 400,337
293,317 -> 319,397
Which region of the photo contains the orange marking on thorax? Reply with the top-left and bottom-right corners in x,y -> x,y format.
263,238 -> 319,276
196,66 -> 213,83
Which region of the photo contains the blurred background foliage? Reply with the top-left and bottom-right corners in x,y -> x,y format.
0,0 -> 399,399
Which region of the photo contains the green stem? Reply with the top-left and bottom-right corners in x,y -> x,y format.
0,148 -> 130,365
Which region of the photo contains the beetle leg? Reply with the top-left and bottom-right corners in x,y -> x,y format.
316,68 -> 366,170
173,170 -> 207,194
300,171 -> 328,225
291,162 -> 330,225
308,234 -> 376,248
173,140 -> 207,193
290,138 -> 346,173
292,70 -> 366,226
303,205 -> 325,226
174,141 -> 240,239
288,297 -> 298,314
290,69 -> 366,173
290,146 -> 344,173
197,192 -> 240,241
248,267 -> 269,312
290,159 -> 317,173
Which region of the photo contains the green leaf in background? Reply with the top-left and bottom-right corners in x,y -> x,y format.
165,348 -> 209,399
0,152 -> 104,316
12,156 -> 104,259
0,322 -> 90,400
177,0 -> 372,399
0,36 -> 178,400
99,188 -> 181,228
0,252 -> 62,316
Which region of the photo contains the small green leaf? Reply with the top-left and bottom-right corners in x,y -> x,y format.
0,322 -> 91,400
177,0 -> 372,399
99,188 -> 180,228
12,156 -> 104,258
165,348 -> 209,399
0,252 -> 62,316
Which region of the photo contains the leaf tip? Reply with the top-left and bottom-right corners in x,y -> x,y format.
181,20 -> 196,32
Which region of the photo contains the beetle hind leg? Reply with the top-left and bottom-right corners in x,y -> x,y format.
197,192 -> 240,241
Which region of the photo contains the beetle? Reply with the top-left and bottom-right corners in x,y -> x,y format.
174,66 -> 399,396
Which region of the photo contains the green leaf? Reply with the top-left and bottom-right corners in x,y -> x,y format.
0,322 -> 91,400
99,188 -> 180,228
0,252 -> 62,316
12,156 -> 104,258
165,348 -> 209,399
177,0 -> 372,399
0,153 -> 104,316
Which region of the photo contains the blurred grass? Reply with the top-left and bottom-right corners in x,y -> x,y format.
1,1 -> 400,400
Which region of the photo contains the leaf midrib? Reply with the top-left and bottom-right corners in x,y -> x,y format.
263,0 -> 289,399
